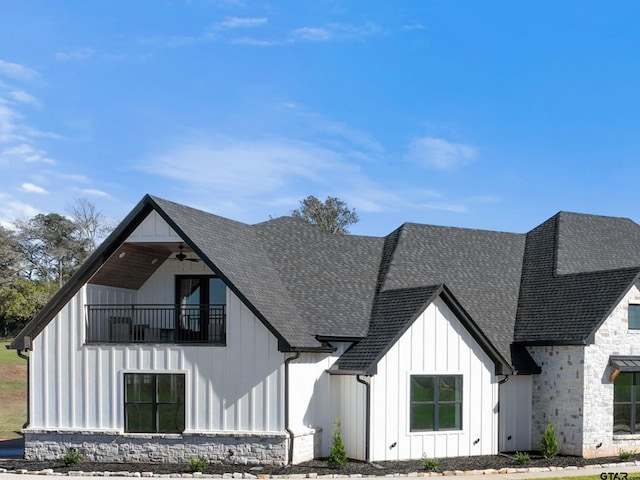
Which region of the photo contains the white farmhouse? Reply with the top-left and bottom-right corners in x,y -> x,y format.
9,195 -> 640,463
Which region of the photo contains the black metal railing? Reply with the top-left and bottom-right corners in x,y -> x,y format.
85,304 -> 226,345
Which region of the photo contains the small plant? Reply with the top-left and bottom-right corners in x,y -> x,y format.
328,418 -> 348,468
422,456 -> 439,471
62,448 -> 84,467
540,421 -> 558,459
515,451 -> 530,466
619,449 -> 634,462
188,456 -> 209,473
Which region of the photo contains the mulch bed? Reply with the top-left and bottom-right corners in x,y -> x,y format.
0,452 -> 637,476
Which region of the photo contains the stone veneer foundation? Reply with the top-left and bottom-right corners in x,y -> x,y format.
23,430 -> 290,465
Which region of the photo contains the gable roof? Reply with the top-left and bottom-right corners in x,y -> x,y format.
10,194 -> 640,378
514,213 -> 640,344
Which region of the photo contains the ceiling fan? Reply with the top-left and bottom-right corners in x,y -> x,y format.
175,245 -> 200,262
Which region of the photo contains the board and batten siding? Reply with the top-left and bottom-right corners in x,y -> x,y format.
365,296 -> 499,461
27,211 -> 286,435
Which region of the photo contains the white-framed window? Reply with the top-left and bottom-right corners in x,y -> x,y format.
410,375 -> 462,431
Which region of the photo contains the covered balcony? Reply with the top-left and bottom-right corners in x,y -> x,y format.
85,304 -> 226,344
84,242 -> 227,345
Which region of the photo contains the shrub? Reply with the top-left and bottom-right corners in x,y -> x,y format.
61,448 -> 84,467
328,418 -> 348,468
515,451 -> 530,466
422,456 -> 439,471
540,421 -> 558,459
619,449 -> 634,462
188,457 -> 209,473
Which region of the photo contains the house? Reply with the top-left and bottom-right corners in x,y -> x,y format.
10,194 -> 640,464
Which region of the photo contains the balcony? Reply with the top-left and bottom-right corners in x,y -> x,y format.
85,304 -> 226,345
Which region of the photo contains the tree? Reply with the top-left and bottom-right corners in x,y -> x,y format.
0,278 -> 57,337
15,213 -> 89,286
68,196 -> 115,253
291,195 -> 359,234
0,225 -> 19,286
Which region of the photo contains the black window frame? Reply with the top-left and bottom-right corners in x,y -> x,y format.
410,374 -> 463,432
124,373 -> 185,434
614,372 -> 640,435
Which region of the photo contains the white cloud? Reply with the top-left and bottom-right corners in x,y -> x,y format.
2,143 -> 55,164
55,47 -> 96,62
81,188 -> 111,197
232,37 -> 283,47
217,17 -> 267,29
291,27 -> 332,42
406,136 -> 478,170
0,194 -> 39,226
8,90 -> 40,106
0,59 -> 39,81
142,137 -> 354,195
21,183 -> 48,194
401,24 -> 427,31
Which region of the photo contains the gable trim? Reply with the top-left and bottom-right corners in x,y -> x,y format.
363,285 -> 512,376
9,195 -> 157,350
146,196 -> 294,351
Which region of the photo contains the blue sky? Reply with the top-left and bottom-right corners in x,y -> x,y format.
2,1 -> 640,236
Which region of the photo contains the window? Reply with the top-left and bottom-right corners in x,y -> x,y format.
629,305 -> 640,330
410,375 -> 462,431
125,373 -> 185,433
614,372 -> 640,434
176,275 -> 226,343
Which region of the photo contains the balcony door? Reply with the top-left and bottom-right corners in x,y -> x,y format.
175,275 -> 226,343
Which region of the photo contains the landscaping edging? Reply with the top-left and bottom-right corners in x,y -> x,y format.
2,461 -> 640,478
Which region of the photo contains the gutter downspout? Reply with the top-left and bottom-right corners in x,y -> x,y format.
356,375 -> 370,463
17,349 -> 30,429
497,375 -> 509,453
284,352 -> 301,465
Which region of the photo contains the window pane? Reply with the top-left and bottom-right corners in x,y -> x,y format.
614,403 -> 632,434
630,305 -> 640,329
157,375 -> 185,403
126,404 -> 154,432
439,403 -> 462,429
615,373 -> 633,402
411,376 -> 434,402
209,278 -> 226,305
126,374 -> 154,403
410,404 -> 434,430
158,404 -> 185,433
439,376 -> 462,402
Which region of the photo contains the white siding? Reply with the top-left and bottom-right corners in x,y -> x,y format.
288,343 -> 351,457
498,375 -> 532,452
27,212 -> 286,435
331,374 -> 367,460
29,287 -> 284,434
368,296 -> 499,461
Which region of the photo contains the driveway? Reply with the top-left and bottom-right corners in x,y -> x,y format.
0,439 -> 23,460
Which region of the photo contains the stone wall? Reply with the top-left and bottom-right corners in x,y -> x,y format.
290,428 -> 322,465
23,430 -> 289,465
583,283 -> 640,458
527,345 -> 585,456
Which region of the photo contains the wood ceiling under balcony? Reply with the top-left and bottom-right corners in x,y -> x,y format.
88,242 -> 193,290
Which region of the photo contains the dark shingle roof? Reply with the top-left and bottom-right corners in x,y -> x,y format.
380,223 -> 526,365
514,214 -> 640,344
12,194 -> 640,376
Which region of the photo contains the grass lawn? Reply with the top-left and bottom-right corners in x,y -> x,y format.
0,340 -> 27,439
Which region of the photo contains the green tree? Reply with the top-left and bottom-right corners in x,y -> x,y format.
15,213 -> 89,286
291,195 -> 359,234
0,279 -> 57,337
